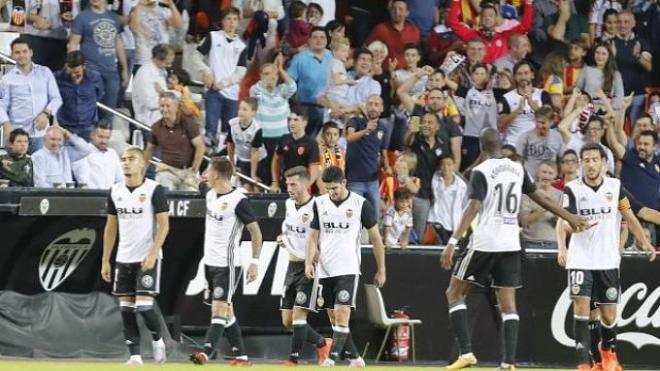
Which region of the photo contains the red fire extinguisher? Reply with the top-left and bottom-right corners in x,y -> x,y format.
389,309 -> 410,361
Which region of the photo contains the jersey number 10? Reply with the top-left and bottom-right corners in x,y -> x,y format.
494,182 -> 519,214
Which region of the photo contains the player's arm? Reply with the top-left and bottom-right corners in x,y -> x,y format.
363,200 -> 386,287
624,185 -> 660,225
143,186 -> 170,271
102,191 -> 118,282
305,202 -> 320,278
555,218 -> 572,268
619,190 -> 656,261
528,173 -> 591,232
236,198 -> 262,282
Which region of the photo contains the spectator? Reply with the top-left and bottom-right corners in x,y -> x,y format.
55,51 -> 105,141
493,34 -> 531,73
392,44 -> 428,96
404,112 -> 450,241
516,105 -> 566,180
552,149 -> 579,190
575,42 -> 624,110
32,125 -> 93,188
407,0 -> 442,42
345,95 -> 391,222
428,155 -> 467,245
22,0 -> 76,70
287,27 -> 333,136
613,11 -> 653,125
166,70 -> 201,119
198,7 -> 247,149
589,0 -> 622,41
325,19 -> 348,44
303,0 -> 334,26
285,1 -> 311,51
250,55 -> 297,176
537,52 -> 566,112
68,0 -> 128,110
132,44 -> 174,126
427,6 -> 462,67
381,151 -> 421,209
0,129 -> 33,187
383,188 -> 413,249
520,160 -> 562,249
270,105 -> 321,192
447,0 -> 533,64
449,38 -> 488,89
130,0 -> 183,67
365,0 -> 421,70
0,38 -> 62,154
564,36 -> 589,93
498,60 -> 552,146
367,41 -> 394,120
144,92 -> 206,191
305,2 -> 324,27
226,97 -> 269,193
569,115 -> 616,174
529,0 -> 588,64
323,38 -> 356,118
72,122 -> 123,189
595,8 -> 620,45
318,121 -> 345,179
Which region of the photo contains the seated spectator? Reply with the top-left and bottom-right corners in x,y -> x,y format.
72,122 -> 123,189
226,98 -> 269,193
575,42 -> 624,110
0,37 -> 62,154
144,92 -> 206,191
429,155 -> 467,245
317,121 -> 345,191
130,0 -> 183,67
383,188 -> 413,249
166,69 -> 201,119
32,125 -> 93,188
493,33 -> 531,73
365,0 -> 421,70
285,1 -> 312,52
0,129 -> 33,187
381,151 -> 421,209
516,105 -> 566,179
132,44 -> 175,126
55,51 -> 105,141
520,160 -> 562,249
552,149 -> 579,190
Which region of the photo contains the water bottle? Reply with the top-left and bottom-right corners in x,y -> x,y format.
132,129 -> 144,149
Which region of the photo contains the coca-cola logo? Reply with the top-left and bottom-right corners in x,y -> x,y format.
552,283 -> 660,349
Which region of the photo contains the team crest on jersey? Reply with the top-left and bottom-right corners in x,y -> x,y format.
141,275 -> 154,288
39,229 -> 96,291
346,209 -> 354,218
606,287 -> 618,301
296,292 -> 307,304
214,286 -> 224,299
297,146 -> 305,155
605,192 -> 613,202
139,194 -> 146,203
221,202 -> 229,211
302,213 -> 310,223
377,130 -> 384,140
571,284 -> 580,295
338,290 -> 351,303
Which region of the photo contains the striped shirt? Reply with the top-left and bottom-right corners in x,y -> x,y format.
249,79 -> 297,138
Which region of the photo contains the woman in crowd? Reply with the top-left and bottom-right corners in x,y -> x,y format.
575,42 -> 624,110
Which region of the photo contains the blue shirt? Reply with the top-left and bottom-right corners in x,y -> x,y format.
621,148 -> 660,210
0,63 -> 63,137
345,117 -> 388,182
71,9 -> 123,72
287,49 -> 332,104
55,68 -> 105,127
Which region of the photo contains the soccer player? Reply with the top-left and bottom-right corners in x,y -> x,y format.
440,129 -> 592,370
305,166 -> 387,367
102,146 -> 169,365
278,166 -> 332,366
190,157 -> 263,366
556,143 -> 656,371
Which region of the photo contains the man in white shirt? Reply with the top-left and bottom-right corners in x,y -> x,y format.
73,122 -> 123,189
131,44 -> 174,126
32,125 -> 93,187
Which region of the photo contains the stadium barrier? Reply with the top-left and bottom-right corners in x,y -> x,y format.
0,188 -> 659,366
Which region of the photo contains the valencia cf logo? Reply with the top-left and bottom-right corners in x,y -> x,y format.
139,193 -> 146,203
283,145 -> 289,152
346,209 -> 354,218
377,130 -> 384,140
221,202 -> 228,211
605,192 -> 613,202
571,284 -> 580,295
39,229 -> 96,291
302,213 -> 310,223
297,146 -> 305,156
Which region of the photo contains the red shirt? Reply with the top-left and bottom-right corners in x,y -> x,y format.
286,19 -> 311,48
365,21 -> 421,69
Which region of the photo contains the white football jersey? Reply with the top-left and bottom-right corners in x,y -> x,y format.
563,177 -> 626,270
501,88 -> 545,145
383,207 -> 413,246
109,179 -> 166,263
468,158 -> 536,252
228,118 -> 267,162
282,197 -> 315,260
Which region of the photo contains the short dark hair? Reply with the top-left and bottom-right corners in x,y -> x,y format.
325,20 -> 346,34
470,62 -> 490,75
321,121 -> 340,134
602,8 -> 619,23
309,26 -> 328,40
65,51 -> 85,68
321,166 -> 345,183
513,60 -> 535,76
307,2 -> 324,16
240,97 -> 258,111
635,112 -> 653,124
221,6 -> 241,20
353,48 -> 373,62
501,144 -> 517,154
638,130 -> 657,143
95,119 -> 113,131
535,105 -> 554,121
289,1 -> 307,18
152,43 -> 174,60
290,105 -> 309,121
9,128 -> 29,144
580,143 -> 607,159
403,43 -> 420,54
210,156 -> 234,180
10,37 -> 31,51
561,149 -> 578,161
284,166 -> 311,182
394,188 -> 412,201
587,116 -> 604,128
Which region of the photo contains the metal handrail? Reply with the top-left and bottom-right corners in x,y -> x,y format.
0,51 -> 271,191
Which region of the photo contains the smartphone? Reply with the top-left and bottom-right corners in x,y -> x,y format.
410,116 -> 421,131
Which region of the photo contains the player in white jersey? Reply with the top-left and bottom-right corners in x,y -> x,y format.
102,147 -> 170,365
277,166 -> 333,366
556,143 -> 655,371
305,166 -> 386,367
440,129 -> 591,371
190,157 -> 263,366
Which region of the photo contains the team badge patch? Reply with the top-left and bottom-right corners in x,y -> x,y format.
213,286 -> 224,299
221,202 -> 228,211
605,192 -> 613,202
606,287 -> 618,301
317,296 -> 325,308
139,194 -> 146,203
296,292 -> 307,304
571,284 -> 580,295
346,209 -> 353,218
39,228 -> 95,291
141,275 -> 154,288
302,213 -> 310,223
338,289 -> 351,303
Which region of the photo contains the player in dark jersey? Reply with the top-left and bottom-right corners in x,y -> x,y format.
102,146 -> 170,365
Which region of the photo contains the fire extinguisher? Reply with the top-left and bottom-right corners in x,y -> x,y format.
389,308 -> 410,361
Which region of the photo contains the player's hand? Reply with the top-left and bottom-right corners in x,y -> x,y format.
557,249 -> 567,268
440,244 -> 455,271
305,263 -> 315,279
568,215 -> 595,233
374,270 -> 386,288
276,234 -> 285,248
246,263 -> 258,283
641,241 -> 657,262
101,260 -> 112,283
141,252 -> 157,271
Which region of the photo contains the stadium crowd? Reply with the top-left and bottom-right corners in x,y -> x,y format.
0,0 -> 658,248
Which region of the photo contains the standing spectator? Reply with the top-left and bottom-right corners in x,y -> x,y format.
516,105 -> 566,180
130,0 -> 183,67
285,1 -> 311,52
22,0 -> 77,70
198,7 -> 247,149
383,188 -> 414,249
404,112 -> 450,241
72,122 -> 124,189
344,95 -> 391,222
595,8 -> 620,45
144,92 -> 206,191
0,129 -> 33,187
520,160 -> 562,249
367,41 -> 394,121
55,51 -> 105,141
0,38 -> 62,154
493,34 -> 531,73
613,11 -> 653,125
132,44 -> 174,125
317,121 -> 345,189
529,0 -> 589,64
570,116 -> 616,174
116,0 -> 140,78
564,36 -> 589,93
498,60 -> 552,146
287,27 -> 333,136
68,0 -> 128,111
381,151 -> 421,209
365,0 -> 421,70
270,105 -> 321,192
428,155 -> 467,245
589,0 -> 622,41
575,42 -> 624,110
250,55 -> 297,177
32,125 -> 93,188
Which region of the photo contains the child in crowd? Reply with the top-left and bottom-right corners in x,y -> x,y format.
317,121 -> 345,193
393,43 -> 428,96
428,155 -> 467,244
285,1 -> 311,52
226,98 -> 269,193
383,188 -> 414,249
166,69 -> 201,119
381,151 -> 420,209
326,38 -> 356,115
306,2 -> 324,26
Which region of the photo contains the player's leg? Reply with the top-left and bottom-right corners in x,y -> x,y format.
113,263 -> 142,365
595,270 -> 622,371
223,305 -> 251,365
492,251 -> 523,370
569,269 -> 594,370
322,275 -> 359,367
589,303 -> 603,370
135,260 -> 166,364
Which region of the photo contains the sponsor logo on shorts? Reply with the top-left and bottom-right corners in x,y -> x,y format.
571,284 -> 580,295
39,228 -> 95,291
214,286 -> 225,299
296,292 -> 307,304
338,289 -> 351,303
606,287 -> 618,301
141,275 -> 154,288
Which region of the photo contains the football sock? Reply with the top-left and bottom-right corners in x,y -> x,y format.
574,316 -> 592,365
224,317 -> 246,356
329,326 -> 350,361
600,320 -> 617,351
588,320 -> 602,362
289,319 -> 308,362
306,325 -> 326,347
502,313 -> 519,365
203,316 -> 226,356
120,302 -> 141,356
344,333 -> 360,359
136,300 -> 162,341
449,303 -> 472,355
